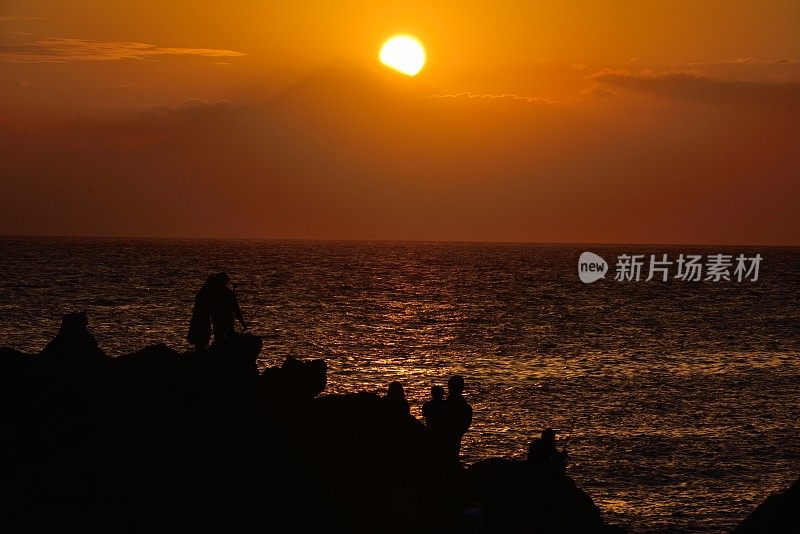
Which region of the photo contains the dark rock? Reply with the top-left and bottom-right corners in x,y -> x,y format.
0,316 -> 265,533
279,392 -> 459,532
734,476 -> 800,533
466,458 -> 625,533
0,313 -> 621,534
260,355 -> 327,408
0,346 -> 39,423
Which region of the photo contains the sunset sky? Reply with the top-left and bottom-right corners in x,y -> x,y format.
1,1 -> 799,244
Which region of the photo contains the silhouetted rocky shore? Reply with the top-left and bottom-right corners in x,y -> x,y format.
1,313 -> 632,532
733,477 -> 800,533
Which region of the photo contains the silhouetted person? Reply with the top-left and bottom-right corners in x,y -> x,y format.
422,385 -> 450,460
442,375 -> 473,462
42,310 -> 105,362
384,381 -> 410,418
422,385 -> 446,429
527,428 -> 567,475
188,275 -> 214,350
209,273 -> 246,341
188,272 -> 246,350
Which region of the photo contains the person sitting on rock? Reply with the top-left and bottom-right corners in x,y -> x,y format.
442,375 -> 473,462
384,381 -> 410,418
527,428 -> 567,476
42,310 -> 105,362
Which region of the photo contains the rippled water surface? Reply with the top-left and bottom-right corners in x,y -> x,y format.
1,237 -> 799,532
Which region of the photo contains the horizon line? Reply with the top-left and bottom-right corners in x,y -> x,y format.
0,232 -> 797,249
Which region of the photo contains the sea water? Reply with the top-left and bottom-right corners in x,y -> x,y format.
1,237 -> 798,533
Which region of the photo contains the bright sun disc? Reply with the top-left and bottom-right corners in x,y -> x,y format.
379,35 -> 426,76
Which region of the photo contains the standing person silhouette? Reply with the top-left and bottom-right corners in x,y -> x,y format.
423,385 -> 449,459
422,385 -> 446,429
384,381 -> 411,418
208,272 -> 247,342
187,275 -> 214,351
188,272 -> 246,349
443,375 -> 473,462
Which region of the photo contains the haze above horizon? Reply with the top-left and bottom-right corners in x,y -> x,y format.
1,1 -> 799,245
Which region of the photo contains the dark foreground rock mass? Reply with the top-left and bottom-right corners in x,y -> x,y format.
0,314 -> 624,533
466,458 -> 626,533
734,477 -> 800,533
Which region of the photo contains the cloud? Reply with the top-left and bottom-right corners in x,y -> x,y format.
0,16 -> 46,22
591,70 -> 800,107
113,98 -> 234,124
582,84 -> 617,98
427,92 -> 554,104
48,98 -> 236,150
170,98 -> 233,120
0,37 -> 245,62
686,57 -> 800,67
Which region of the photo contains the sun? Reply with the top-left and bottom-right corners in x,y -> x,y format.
379,35 -> 426,77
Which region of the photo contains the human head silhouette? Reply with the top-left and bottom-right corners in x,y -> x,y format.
431,385 -> 445,400
205,272 -> 230,289
387,381 -> 405,399
542,428 -> 556,444
447,375 -> 465,395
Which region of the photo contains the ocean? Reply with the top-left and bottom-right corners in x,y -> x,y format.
1,236 -> 798,532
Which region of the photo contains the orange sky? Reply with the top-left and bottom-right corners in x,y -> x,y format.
1,1 -> 799,244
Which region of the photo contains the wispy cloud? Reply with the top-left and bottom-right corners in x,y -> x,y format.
582,84 -> 617,98
169,98 -> 233,120
52,98 -> 236,149
0,37 -> 245,62
427,92 -> 554,104
591,70 -> 800,107
686,57 -> 800,67
0,16 -> 46,22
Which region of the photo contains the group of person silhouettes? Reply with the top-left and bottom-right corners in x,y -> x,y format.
422,376 -> 474,462
384,379 -> 567,469
187,272 -> 247,351
188,273 -> 566,469
383,376 -> 474,463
